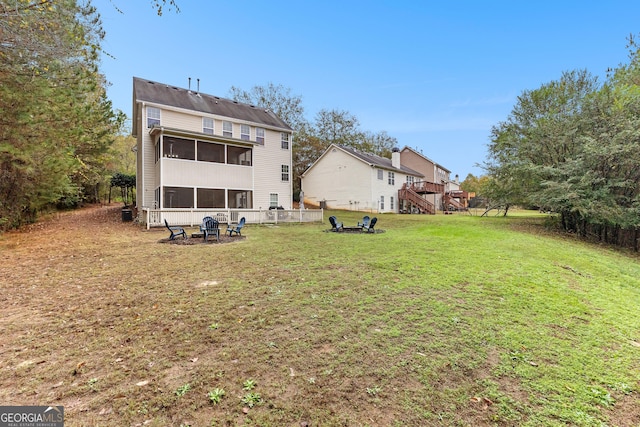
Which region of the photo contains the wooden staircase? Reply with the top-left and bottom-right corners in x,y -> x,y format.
444,191 -> 468,211
398,183 -> 436,214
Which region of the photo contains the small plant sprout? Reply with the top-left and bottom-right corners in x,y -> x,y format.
366,385 -> 382,396
307,377 -> 316,384
88,378 -> 98,391
208,323 -> 219,330
175,383 -> 191,397
207,388 -> 225,404
241,392 -> 263,408
242,379 -> 256,390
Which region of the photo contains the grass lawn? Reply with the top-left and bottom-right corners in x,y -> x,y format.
0,206 -> 639,426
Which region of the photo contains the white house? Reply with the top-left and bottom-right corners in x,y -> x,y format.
132,77 -> 294,224
300,144 -> 423,213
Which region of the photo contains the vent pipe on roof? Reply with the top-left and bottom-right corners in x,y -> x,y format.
197,78 -> 200,94
188,77 -> 191,92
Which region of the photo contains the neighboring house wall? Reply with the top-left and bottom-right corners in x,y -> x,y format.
302,145 -> 419,213
133,78 -> 292,215
302,147 -> 374,210
400,146 -> 451,210
400,148 -> 436,182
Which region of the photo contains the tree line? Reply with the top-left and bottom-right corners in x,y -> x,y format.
479,36 -> 640,250
0,0 -> 127,230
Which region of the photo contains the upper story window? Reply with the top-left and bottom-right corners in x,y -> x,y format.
281,132 -> 290,149
388,171 -> 395,185
147,107 -> 160,128
377,169 -> 383,180
223,121 -> 233,138
256,127 -> 265,145
203,117 -> 214,135
406,175 -> 415,185
281,164 -> 289,182
240,124 -> 250,141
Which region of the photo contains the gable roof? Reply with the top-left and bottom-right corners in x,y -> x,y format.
132,77 -> 292,134
400,146 -> 451,173
303,144 -> 423,177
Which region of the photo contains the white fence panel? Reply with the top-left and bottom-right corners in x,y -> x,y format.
143,208 -> 323,229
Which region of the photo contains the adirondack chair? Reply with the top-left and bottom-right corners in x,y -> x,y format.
200,216 -> 220,242
164,219 -> 187,240
363,217 -> 377,233
227,217 -> 245,236
357,215 -> 370,228
329,215 -> 343,231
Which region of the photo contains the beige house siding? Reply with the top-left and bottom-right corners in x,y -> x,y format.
141,105 -> 157,208
400,148 -> 436,182
251,130 -> 292,209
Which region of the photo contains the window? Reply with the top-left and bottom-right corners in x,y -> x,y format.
147,107 -> 160,128
256,127 -> 265,145
240,124 -> 250,140
380,196 -> 385,210
281,164 -> 289,182
270,193 -> 278,208
390,196 -> 395,210
281,132 -> 290,149
388,171 -> 395,185
163,136 -> 195,160
203,117 -> 214,135
406,175 -> 414,185
163,186 -> 193,208
377,169 -> 383,180
197,141 -> 224,163
197,188 -> 225,208
228,190 -> 252,208
223,121 -> 233,137
228,146 -> 252,165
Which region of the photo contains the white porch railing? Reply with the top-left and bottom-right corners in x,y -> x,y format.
142,208 -> 324,229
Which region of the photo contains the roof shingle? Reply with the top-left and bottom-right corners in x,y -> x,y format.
133,77 -> 292,131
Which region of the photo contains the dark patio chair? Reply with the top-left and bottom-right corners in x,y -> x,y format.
363,217 -> 377,233
357,215 -> 370,228
200,216 -> 220,242
227,217 -> 245,236
329,216 -> 343,231
164,219 -> 187,240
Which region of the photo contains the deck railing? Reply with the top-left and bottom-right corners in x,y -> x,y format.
142,208 -> 324,229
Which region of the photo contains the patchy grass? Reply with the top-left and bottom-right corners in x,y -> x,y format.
0,205 -> 639,426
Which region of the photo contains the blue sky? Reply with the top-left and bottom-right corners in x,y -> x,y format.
94,0 -> 639,179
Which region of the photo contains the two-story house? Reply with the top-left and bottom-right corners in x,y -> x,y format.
132,77 -> 293,224
300,144 -> 423,213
